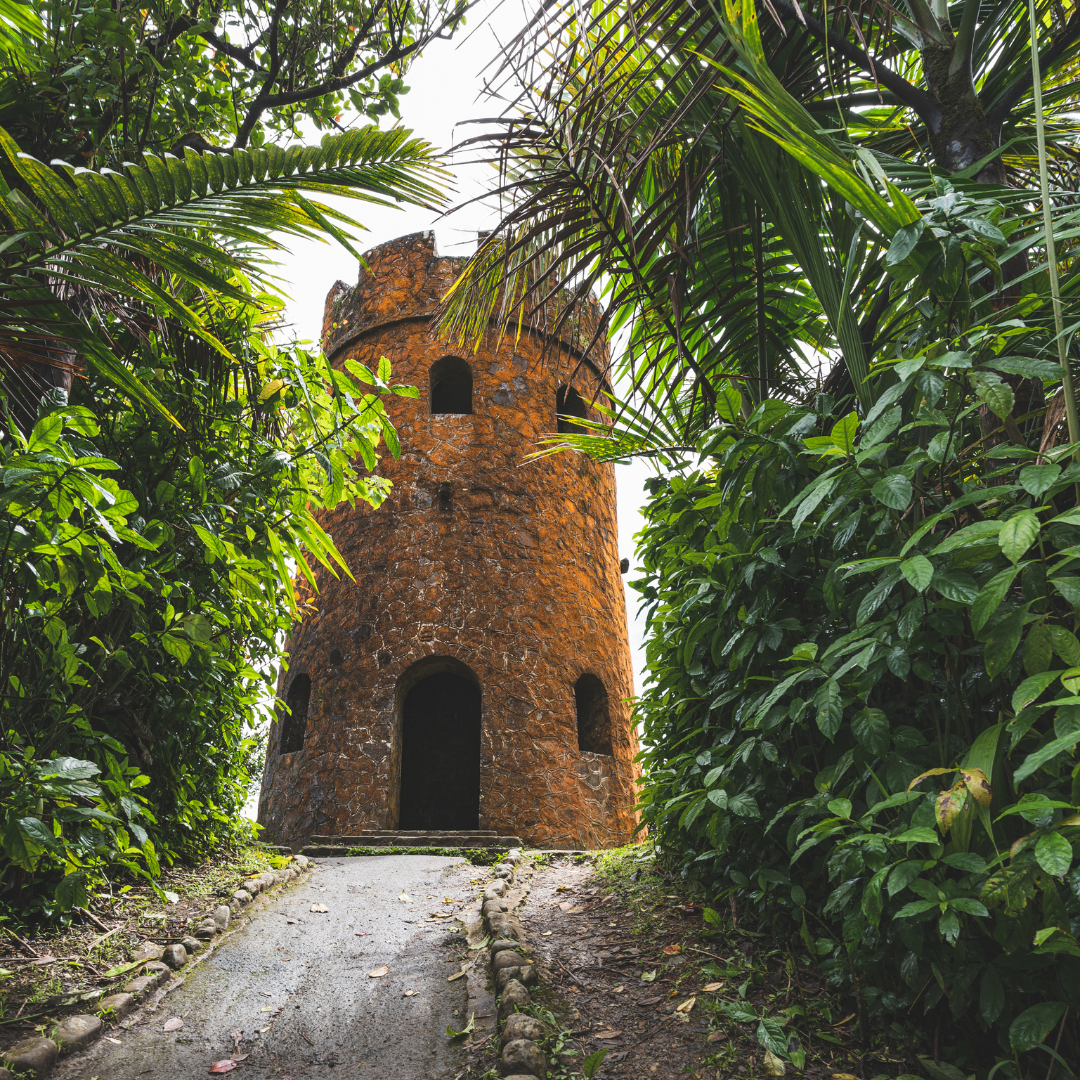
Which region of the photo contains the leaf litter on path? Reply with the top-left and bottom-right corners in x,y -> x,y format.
368,965 -> 389,978
309,903 -> 329,913
163,1017 -> 183,1031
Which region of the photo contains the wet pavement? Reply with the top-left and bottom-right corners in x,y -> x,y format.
54,855 -> 476,1080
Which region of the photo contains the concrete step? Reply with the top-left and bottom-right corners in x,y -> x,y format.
301,831 -> 522,856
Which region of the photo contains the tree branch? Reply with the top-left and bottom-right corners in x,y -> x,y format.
202,31 -> 262,74
769,0 -> 941,130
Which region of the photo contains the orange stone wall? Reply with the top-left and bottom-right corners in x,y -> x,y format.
257,232 -> 639,849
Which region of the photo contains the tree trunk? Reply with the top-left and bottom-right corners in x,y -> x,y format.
920,43 -> 1003,182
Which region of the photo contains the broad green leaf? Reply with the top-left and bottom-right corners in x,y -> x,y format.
931,570 -> 978,604
984,609 -> 1025,678
1035,833 -> 1073,877
1012,670 -> 1067,712
1048,625 -> 1080,666
1023,623 -> 1054,676
1019,464 -> 1062,498
971,566 -> 1022,635
1010,1001 -> 1067,1052
980,968 -> 1005,1025
1051,576 -> 1080,606
999,511 -> 1040,563
900,555 -> 933,592
814,679 -> 842,739
871,473 -> 912,511
852,708 -> 889,757
1014,732 -> 1080,783
829,412 -> 859,454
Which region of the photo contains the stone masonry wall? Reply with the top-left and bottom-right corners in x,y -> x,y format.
258,232 -> 639,849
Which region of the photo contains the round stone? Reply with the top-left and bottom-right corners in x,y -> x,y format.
131,942 -> 162,962
3,1036 -> 58,1077
162,943 -> 188,970
497,979 -> 530,1021
181,936 -> 204,954
490,939 -> 522,954
233,889 -> 253,905
492,949 -> 527,971
503,1013 -> 544,1043
99,992 -> 134,1018
500,1038 -> 546,1079
52,1014 -> 103,1055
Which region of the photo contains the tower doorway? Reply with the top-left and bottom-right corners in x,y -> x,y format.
397,660 -> 481,830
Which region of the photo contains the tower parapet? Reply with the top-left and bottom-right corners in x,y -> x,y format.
258,231 -> 638,849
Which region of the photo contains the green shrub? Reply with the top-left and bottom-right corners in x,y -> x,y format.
634,186 -> 1080,1073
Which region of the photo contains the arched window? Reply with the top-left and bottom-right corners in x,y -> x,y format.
430,356 -> 473,415
557,384 -> 589,434
575,673 -> 612,755
279,673 -> 311,754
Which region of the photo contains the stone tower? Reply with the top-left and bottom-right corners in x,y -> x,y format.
258,232 -> 638,850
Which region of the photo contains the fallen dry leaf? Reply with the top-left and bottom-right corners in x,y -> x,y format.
612,985 -> 625,994
593,1030 -> 622,1040
565,906 -> 586,914
675,997 -> 696,1013
403,989 -> 417,997
763,1049 -> 786,1076
399,891 -> 413,904
447,970 -> 466,982
259,1025 -> 273,1033
209,1062 -> 237,1074
443,897 -> 454,903
309,903 -> 329,913
637,995 -> 662,1006
662,944 -> 682,955
558,901 -> 573,911
260,1006 -> 274,1012
282,957 -> 292,962
105,1037 -> 122,1045
368,965 -> 389,978
541,930 -> 552,936
163,1018 -> 183,1032
702,982 -> 724,992
355,931 -> 370,936
231,1055 -> 249,1063
831,1074 -> 860,1079
707,1031 -> 726,1044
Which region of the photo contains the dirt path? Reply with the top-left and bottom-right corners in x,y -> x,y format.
52,855 -> 478,1080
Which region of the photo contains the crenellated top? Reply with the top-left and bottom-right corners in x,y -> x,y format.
320,231 -> 608,377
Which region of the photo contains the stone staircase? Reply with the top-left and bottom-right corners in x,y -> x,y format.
299,830 -> 523,856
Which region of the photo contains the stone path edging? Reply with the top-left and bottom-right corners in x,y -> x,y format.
471,848 -> 549,1080
0,855 -> 311,1080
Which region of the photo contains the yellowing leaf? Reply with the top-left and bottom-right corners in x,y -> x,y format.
675,997 -> 696,1013
960,767 -> 992,807
258,378 -> 285,402
936,783 -> 969,831
702,982 -> 724,992
763,1049 -> 787,1076
368,965 -> 389,978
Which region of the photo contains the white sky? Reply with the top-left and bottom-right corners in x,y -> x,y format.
274,5 -> 652,694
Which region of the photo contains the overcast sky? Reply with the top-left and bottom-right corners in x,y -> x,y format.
273,4 -> 653,693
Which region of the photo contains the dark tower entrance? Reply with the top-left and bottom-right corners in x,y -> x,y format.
398,666 -> 481,830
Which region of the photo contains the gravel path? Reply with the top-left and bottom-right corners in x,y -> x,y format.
53,855 -> 477,1080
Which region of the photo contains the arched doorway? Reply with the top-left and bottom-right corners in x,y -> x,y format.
397,658 -> 481,830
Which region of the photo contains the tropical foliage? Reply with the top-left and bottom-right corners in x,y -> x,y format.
438,0 -> 1080,1072
0,1 -> 452,918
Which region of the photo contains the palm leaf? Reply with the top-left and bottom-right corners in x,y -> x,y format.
0,125 -> 448,423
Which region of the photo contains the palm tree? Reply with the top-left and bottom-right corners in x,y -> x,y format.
436,0 -> 1080,434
